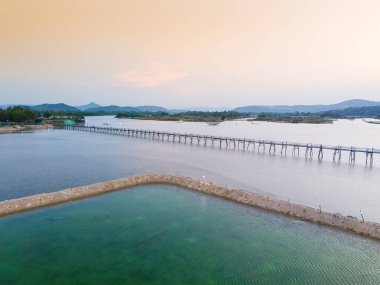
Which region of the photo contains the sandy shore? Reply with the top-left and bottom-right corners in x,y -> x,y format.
0,124 -> 54,134
1,174 -> 379,240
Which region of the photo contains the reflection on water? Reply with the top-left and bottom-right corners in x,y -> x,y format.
1,185 -> 379,285
1,117 -> 380,223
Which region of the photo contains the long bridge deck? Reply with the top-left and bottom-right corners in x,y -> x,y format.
62,125 -> 380,166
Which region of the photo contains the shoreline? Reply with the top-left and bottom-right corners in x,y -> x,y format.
0,174 -> 379,240
0,124 -> 53,134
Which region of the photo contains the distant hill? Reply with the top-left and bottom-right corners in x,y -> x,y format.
136,105 -> 168,112
233,99 -> 380,114
86,105 -> 139,113
86,105 -> 168,113
76,102 -> 101,111
171,107 -> 230,113
6,99 -> 380,116
0,104 -> 13,110
3,102 -> 168,113
31,103 -> 80,112
322,105 -> 380,117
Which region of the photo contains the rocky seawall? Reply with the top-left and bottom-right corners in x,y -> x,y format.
1,174 -> 379,240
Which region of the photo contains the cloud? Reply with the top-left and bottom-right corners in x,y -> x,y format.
115,65 -> 188,87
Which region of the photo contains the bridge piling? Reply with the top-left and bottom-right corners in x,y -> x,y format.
63,125 -> 378,166
318,145 -> 323,160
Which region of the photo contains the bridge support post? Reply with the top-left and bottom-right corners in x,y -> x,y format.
318,145 -> 323,160
366,149 -> 374,167
64,126 -> 378,166
333,146 -> 342,162
292,145 -> 299,156
349,147 -> 356,163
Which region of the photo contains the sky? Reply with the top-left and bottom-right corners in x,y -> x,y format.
1,0 -> 380,108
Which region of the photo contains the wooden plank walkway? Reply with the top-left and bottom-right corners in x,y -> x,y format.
62,125 -> 380,166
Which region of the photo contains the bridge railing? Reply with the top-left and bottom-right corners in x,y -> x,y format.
62,125 -> 379,166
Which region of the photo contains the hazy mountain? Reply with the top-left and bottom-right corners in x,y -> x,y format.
233,99 -> 380,114
6,99 -> 380,115
0,104 -> 13,109
86,105 -> 140,113
31,103 -> 80,112
76,102 -> 101,111
86,105 -> 168,113
167,107 -> 231,114
136,105 -> 168,112
323,105 -> 380,117
173,107 -> 231,112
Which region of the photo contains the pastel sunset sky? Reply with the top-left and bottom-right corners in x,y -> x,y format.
1,0 -> 380,107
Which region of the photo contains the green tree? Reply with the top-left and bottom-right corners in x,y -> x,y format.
0,106 -> 36,122
43,111 -> 52,118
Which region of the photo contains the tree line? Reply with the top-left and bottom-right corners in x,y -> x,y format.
0,106 -> 37,123
115,110 -> 243,122
0,106 -> 85,124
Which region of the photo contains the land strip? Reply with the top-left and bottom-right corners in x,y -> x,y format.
0,124 -> 53,134
1,174 -> 379,240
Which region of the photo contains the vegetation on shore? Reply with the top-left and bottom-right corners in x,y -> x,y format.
0,106 -> 84,126
116,111 -> 336,124
115,111 -> 244,122
42,112 -> 85,126
249,114 -> 333,124
0,106 -> 36,123
321,106 -> 380,118
2,104 -> 379,126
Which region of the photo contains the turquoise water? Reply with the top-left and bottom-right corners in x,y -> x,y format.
1,185 -> 380,285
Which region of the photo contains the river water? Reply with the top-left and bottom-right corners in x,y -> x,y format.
1,116 -> 380,222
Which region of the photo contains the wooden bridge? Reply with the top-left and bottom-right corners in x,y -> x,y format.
62,125 -> 380,166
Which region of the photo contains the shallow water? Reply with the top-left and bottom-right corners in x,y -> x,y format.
0,185 -> 379,285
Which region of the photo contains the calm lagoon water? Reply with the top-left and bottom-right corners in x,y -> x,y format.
1,117 -> 380,222
1,185 -> 380,285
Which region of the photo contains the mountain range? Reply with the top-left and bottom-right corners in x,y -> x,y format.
30,103 -> 80,112
233,99 -> 380,113
1,99 -> 380,114
76,102 -> 101,111
85,105 -> 168,113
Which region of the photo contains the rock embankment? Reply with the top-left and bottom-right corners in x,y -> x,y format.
1,174 -> 379,240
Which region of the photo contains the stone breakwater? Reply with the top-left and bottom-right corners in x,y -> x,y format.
1,174 -> 380,240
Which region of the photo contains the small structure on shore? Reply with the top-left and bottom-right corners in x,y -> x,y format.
63,120 -> 75,125
206,122 -> 221,126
